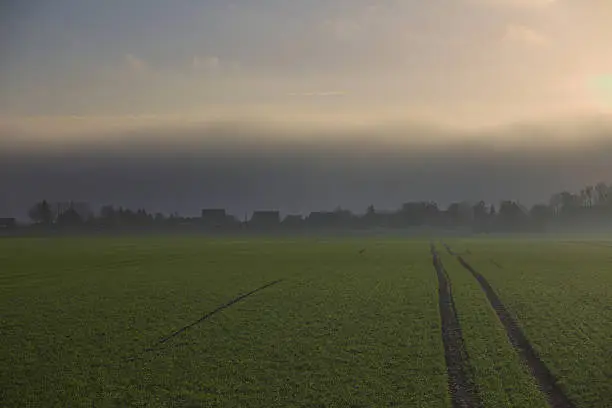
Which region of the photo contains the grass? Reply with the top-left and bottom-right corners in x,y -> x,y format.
438,250 -> 547,408
1,237 -> 448,407
447,237 -> 612,408
2,236 -> 611,407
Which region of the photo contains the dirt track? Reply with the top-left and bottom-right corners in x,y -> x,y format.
454,253 -> 575,408
430,243 -> 482,408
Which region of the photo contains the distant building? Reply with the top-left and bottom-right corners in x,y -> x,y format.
307,211 -> 337,227
308,211 -> 353,226
202,209 -> 226,218
0,218 -> 16,229
250,211 -> 280,227
201,208 -> 227,222
282,214 -> 304,227
201,209 -> 230,228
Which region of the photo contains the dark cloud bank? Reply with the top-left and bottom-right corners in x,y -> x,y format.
2,116 -> 612,219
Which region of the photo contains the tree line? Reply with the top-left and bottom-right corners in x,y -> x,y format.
16,181 -> 612,233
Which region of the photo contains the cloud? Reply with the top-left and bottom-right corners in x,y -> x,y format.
191,56 -> 241,76
125,53 -> 148,73
322,4 -> 388,41
503,24 -> 549,46
588,74 -> 612,110
288,91 -> 347,97
2,114 -> 612,218
192,55 -> 220,72
468,0 -> 557,8
323,18 -> 363,41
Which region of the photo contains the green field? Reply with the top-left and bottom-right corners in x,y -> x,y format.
446,238 -> 612,408
1,236 -> 611,407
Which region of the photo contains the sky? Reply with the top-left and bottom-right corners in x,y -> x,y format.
1,0 -> 612,218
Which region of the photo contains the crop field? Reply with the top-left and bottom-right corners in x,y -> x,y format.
1,236 -> 611,407
444,238 -> 612,408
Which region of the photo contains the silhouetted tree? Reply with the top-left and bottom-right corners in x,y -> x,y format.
445,202 -> 461,226
23,179 -> 612,234
498,200 -> 528,230
595,182 -> 609,206
559,191 -> 579,215
57,208 -> 83,226
472,201 -> 489,232
585,185 -> 594,208
549,192 -> 562,216
489,204 -> 496,217
530,204 -> 553,230
366,205 -> 375,216
28,200 -> 53,225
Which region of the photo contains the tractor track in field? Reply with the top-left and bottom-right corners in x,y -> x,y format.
452,250 -> 575,408
155,279 -> 283,345
442,242 -> 455,256
430,243 -> 482,408
489,259 -> 503,269
124,279 -> 283,360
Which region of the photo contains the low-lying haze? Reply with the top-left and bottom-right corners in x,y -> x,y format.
1,0 -> 612,218
2,116 -> 612,218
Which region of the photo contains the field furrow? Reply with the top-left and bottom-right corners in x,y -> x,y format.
447,238 -> 612,407
431,243 -> 482,408
3,236 -> 610,407
439,248 -> 548,408
1,238 -> 450,407
450,249 -> 575,408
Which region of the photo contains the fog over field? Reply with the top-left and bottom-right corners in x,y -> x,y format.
4,2 -> 612,407
2,114 -> 612,218
2,0 -> 612,218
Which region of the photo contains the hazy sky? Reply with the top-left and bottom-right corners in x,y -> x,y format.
2,0 -> 612,126
1,1 -> 612,217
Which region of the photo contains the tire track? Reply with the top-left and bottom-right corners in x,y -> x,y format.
156,279 -> 283,345
489,259 -> 503,269
123,280 -> 283,361
454,252 -> 575,408
442,242 -> 455,256
430,243 -> 482,408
